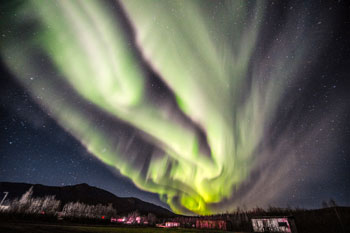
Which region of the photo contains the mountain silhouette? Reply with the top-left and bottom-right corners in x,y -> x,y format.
0,182 -> 175,217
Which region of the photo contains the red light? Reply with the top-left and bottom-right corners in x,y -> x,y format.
102,216 -> 105,219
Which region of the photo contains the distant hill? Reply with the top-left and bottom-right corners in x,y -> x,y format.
0,182 -> 175,217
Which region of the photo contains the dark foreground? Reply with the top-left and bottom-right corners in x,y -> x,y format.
0,222 -> 230,233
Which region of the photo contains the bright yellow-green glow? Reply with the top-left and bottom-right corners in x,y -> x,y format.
0,0 -> 313,215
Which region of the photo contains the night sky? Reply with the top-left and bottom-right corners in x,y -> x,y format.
1,0 -> 350,215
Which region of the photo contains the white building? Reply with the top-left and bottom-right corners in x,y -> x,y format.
251,216 -> 298,233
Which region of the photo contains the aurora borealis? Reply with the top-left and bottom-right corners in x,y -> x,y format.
1,0 -> 350,215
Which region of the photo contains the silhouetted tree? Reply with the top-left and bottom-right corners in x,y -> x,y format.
147,212 -> 157,225
322,200 -> 328,208
329,198 -> 337,207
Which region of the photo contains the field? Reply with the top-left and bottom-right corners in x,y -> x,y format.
0,222 -> 229,233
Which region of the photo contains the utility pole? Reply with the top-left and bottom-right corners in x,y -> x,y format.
0,192 -> 9,206
333,207 -> 345,233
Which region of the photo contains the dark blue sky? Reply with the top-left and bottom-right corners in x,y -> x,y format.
0,75 -> 168,209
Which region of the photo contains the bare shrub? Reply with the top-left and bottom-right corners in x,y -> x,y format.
62,202 -> 116,219
1,186 -> 60,215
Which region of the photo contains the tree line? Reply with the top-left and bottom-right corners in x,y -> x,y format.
0,186 -> 116,219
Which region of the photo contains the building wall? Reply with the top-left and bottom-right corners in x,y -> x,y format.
196,220 -> 227,230
165,222 -> 180,227
252,218 -> 292,232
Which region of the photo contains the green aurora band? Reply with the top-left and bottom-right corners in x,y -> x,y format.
0,0 -> 322,214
